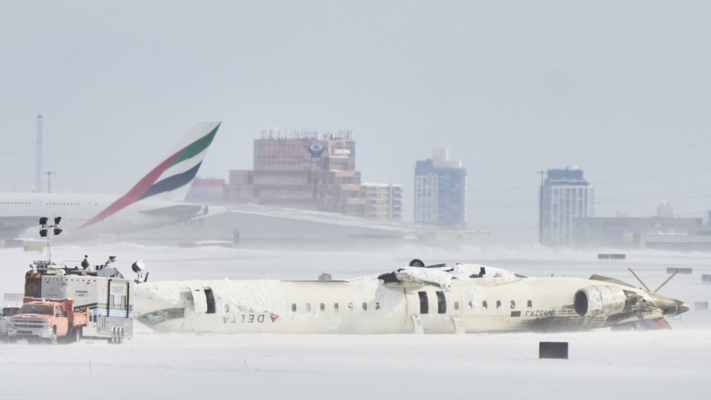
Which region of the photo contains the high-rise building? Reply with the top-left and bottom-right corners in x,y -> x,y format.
539,168 -> 594,246
361,183 -> 403,221
414,149 -> 467,229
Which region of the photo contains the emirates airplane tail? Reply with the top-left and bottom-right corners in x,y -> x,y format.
80,121 -> 221,229
0,121 -> 222,240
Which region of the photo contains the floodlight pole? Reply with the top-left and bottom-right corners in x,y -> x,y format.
40,217 -> 62,263
47,229 -> 51,263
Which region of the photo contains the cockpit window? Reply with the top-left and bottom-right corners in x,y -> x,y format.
162,308 -> 185,320
141,308 -> 186,324
144,311 -> 165,323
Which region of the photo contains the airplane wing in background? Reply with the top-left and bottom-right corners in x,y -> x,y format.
138,204 -> 204,219
0,216 -> 41,240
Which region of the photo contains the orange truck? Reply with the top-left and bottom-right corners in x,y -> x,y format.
7,298 -> 88,344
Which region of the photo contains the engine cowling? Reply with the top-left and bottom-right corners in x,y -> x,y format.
574,285 -> 627,318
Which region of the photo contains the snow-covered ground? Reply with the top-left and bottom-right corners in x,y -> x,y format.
1,243 -> 710,399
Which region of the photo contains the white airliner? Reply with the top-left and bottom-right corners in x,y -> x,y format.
0,121 -> 221,241
133,260 -> 689,334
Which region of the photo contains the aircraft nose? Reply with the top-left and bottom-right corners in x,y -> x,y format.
679,302 -> 690,314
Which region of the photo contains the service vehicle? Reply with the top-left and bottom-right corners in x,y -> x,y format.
8,299 -> 87,344
7,255 -> 144,344
0,306 -> 20,341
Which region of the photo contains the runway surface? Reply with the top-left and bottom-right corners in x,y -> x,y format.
1,243 -> 709,399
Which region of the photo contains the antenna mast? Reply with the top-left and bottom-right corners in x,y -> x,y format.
35,115 -> 43,192
45,171 -> 55,193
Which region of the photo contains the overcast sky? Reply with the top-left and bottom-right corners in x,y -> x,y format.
1,1 -> 710,243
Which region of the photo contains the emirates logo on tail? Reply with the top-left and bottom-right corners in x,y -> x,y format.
270,313 -> 279,322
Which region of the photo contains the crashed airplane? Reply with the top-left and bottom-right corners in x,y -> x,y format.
133,260 -> 689,334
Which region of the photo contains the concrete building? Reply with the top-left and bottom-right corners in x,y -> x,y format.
637,230 -> 711,251
574,208 -> 710,250
361,183 -> 403,221
186,178 -> 226,204
414,149 -> 467,229
227,129 -> 401,219
539,168 -> 594,246
573,216 -> 703,249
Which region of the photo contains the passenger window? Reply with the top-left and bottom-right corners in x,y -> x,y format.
454,301 -> 460,310
436,291 -> 446,314
362,302 -> 367,311
418,291 -> 429,314
306,303 -> 311,312
496,300 -> 501,309
109,295 -> 115,309
348,303 -> 354,311
120,295 -> 127,310
510,300 -> 516,309
483,301 -> 488,309
320,303 -> 325,311
292,303 -> 297,312
527,300 -> 533,309
334,303 -> 339,312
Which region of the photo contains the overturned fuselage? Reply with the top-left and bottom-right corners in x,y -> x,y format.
133,264 -> 689,334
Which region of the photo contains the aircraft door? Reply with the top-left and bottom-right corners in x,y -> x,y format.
188,285 -> 207,314
405,288 -> 447,333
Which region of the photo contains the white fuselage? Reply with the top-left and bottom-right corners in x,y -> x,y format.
133,265 -> 684,335
0,193 -> 200,241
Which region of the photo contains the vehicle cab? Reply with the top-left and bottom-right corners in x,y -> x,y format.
8,302 -> 69,342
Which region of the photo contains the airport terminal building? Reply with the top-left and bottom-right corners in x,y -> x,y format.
225,129 -> 402,221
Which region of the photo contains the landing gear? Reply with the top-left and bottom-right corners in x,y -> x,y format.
409,259 -> 425,268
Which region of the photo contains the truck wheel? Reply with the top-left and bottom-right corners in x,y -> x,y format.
48,328 -> 57,345
73,328 -> 82,343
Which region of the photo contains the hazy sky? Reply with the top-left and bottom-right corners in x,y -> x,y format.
1,1 -> 710,243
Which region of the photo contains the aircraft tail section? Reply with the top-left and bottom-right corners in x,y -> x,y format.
142,121 -> 221,202
80,121 -> 221,229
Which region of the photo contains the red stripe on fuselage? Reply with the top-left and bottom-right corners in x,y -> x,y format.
79,152 -> 180,229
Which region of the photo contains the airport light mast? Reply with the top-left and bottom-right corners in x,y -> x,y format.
39,217 -> 62,263
35,115 -> 43,193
